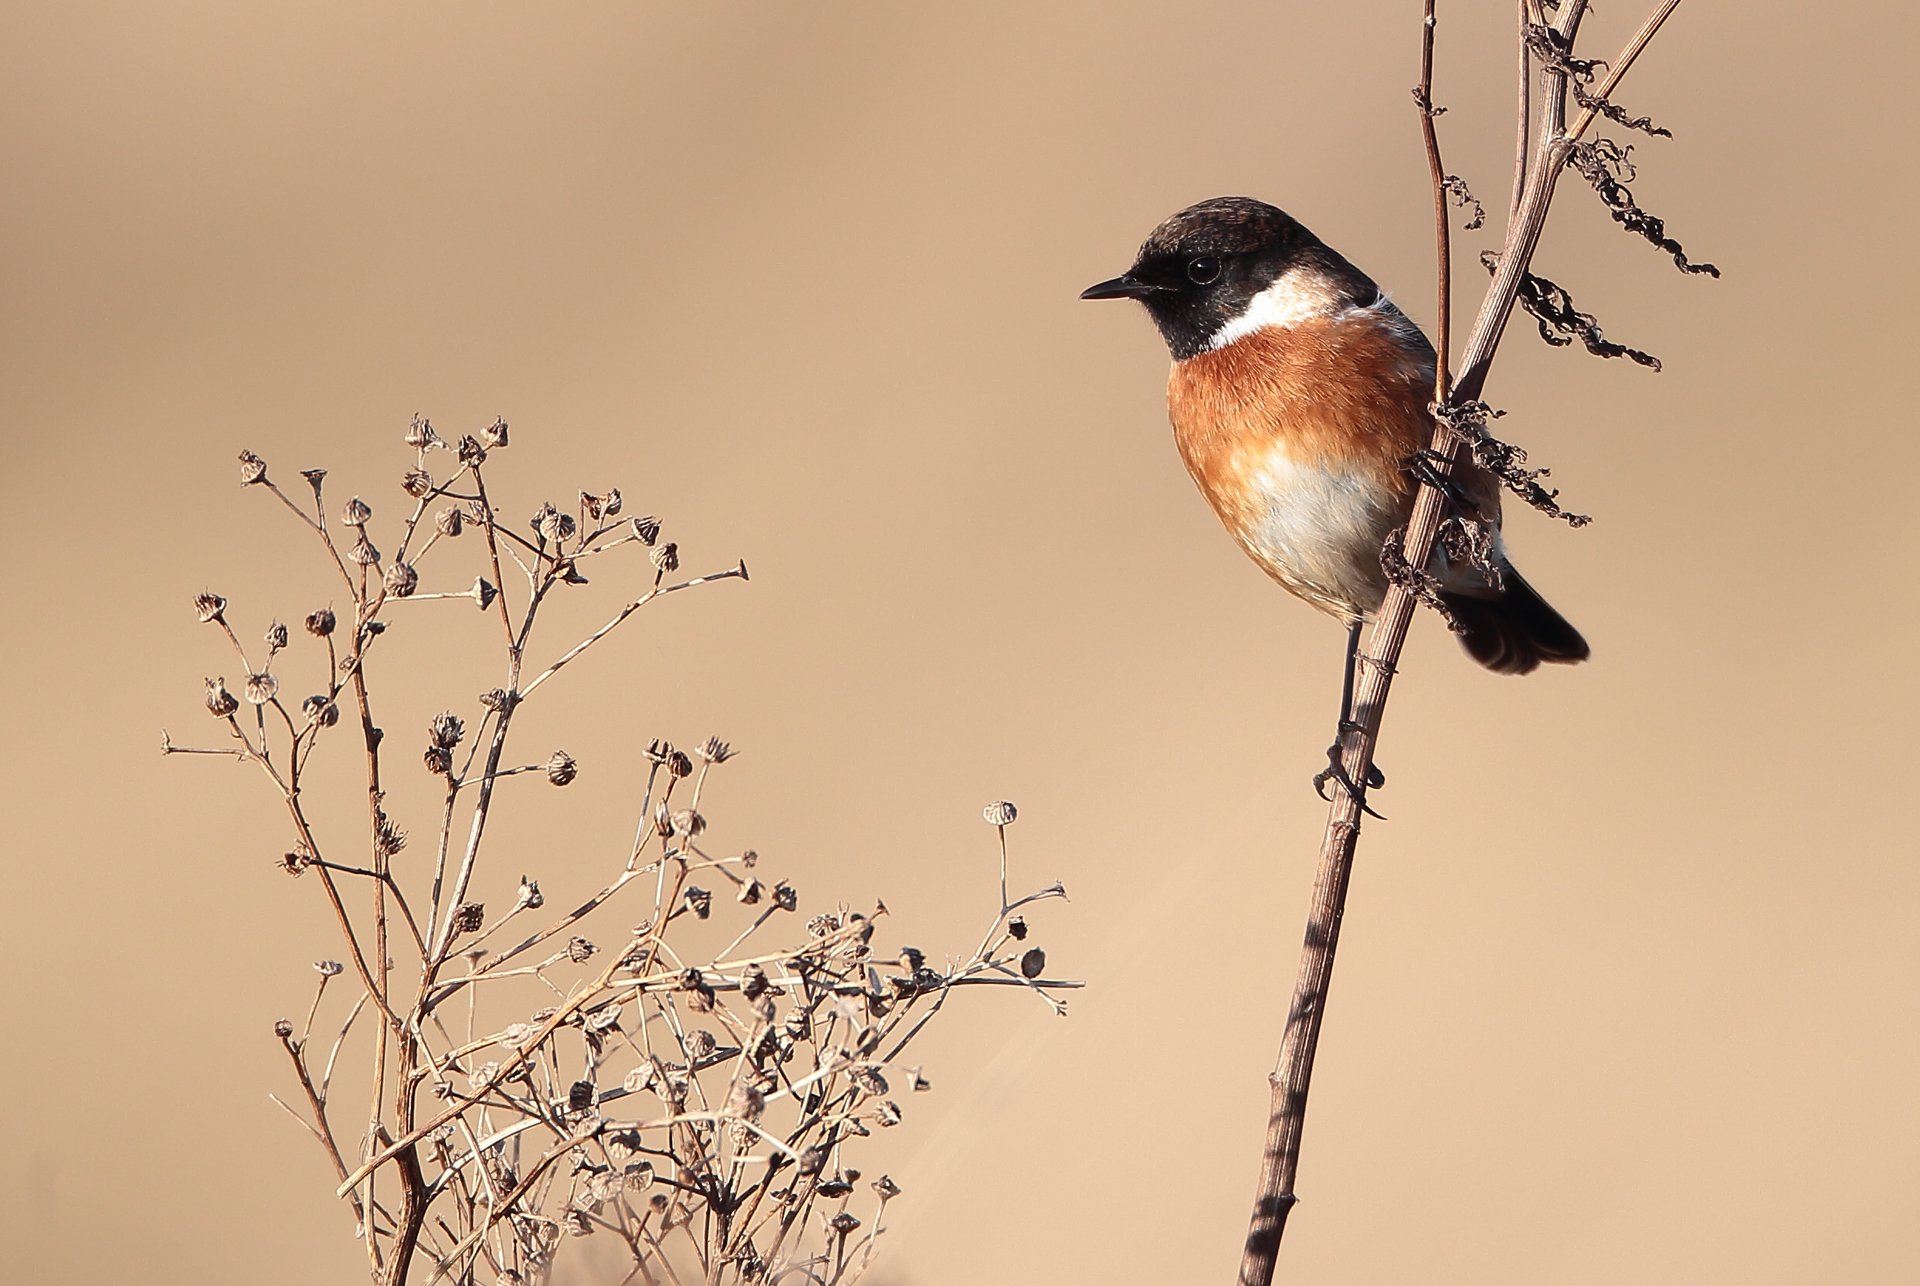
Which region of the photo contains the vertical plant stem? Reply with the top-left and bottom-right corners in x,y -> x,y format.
1232,3 -> 1643,1282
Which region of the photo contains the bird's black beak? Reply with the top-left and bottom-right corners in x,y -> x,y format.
1079,273 -> 1169,302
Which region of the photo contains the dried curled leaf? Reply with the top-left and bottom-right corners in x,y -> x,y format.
1566,140 -> 1718,276
1485,252 -> 1663,370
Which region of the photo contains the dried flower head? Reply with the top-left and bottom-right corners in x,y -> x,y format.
273,1018 -> 295,1039
828,1212 -> 861,1235
348,532 -> 380,566
737,878 -> 764,906
277,847 -> 312,876
434,505 -> 463,537
567,1081 -> 595,1113
383,561 -> 418,598
457,435 -> 486,467
696,736 -> 735,764
472,577 -> 497,610
404,415 -> 440,449
313,959 -> 344,977
667,750 -> 693,779
516,876 -> 544,911
243,673 -> 278,705
193,592 -> 228,624
871,1175 -> 901,1199
304,607 -> 335,637
644,738 -> 673,766
264,620 -> 288,651
546,750 -> 578,787
584,488 -> 621,520
672,809 -> 705,838
682,886 -> 712,920
452,903 -> 485,935
481,417 -> 509,448
631,515 -> 661,546
400,469 -> 431,499
205,677 -> 239,718
982,800 -> 1018,826
423,746 -> 452,776
651,542 -> 680,575
427,712 -> 464,749
341,496 -> 372,527
478,687 -> 512,712
301,695 -> 339,727
238,449 -> 268,485
773,881 -> 798,913
566,936 -> 596,964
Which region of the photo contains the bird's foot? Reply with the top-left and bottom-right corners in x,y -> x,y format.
1313,729 -> 1386,819
1406,448 -> 1482,513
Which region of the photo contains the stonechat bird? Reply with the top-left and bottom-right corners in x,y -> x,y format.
1082,197 -> 1588,795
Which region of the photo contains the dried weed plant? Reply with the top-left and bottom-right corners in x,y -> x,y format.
165,423 -> 1073,1286
1241,3 -> 1714,1282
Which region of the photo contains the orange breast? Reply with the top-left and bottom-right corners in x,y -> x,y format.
1165,312 -> 1445,616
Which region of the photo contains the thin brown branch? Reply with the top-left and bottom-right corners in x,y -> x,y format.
1233,1 -> 1706,1280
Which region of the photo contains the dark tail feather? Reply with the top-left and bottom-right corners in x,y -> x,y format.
1439,566 -> 1589,676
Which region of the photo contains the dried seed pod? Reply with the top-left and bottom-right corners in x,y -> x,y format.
532,502 -> 561,542
457,435 -> 486,467
773,881 -> 798,912
1020,947 -> 1046,978
650,542 -> 679,574
903,1066 -> 930,1092
898,946 -> 924,971
341,496 -> 372,527
737,878 -> 764,906
1007,916 -> 1028,941
313,959 -> 344,977
472,577 -> 497,610
871,1175 -> 901,1199
643,738 -> 673,765
347,532 -> 379,565
433,505 -> 463,537
567,1081 -> 595,1112
264,620 -> 288,651
401,469 -> 433,498
740,964 -> 769,1001
453,902 -> 485,935
516,876 -> 544,910
193,592 -> 227,624
304,607 -> 335,637
683,886 -> 711,920
478,687 -> 510,712
205,677 -> 239,717
423,746 -> 453,776
667,750 -> 693,779
237,449 -> 268,485
404,416 -> 439,449
982,800 -> 1017,826
727,1081 -> 765,1124
686,1029 -> 717,1060
383,561 -> 418,598
428,712 -> 464,749
273,1018 -> 294,1038
672,809 -> 705,838
816,1175 -> 853,1198
566,936 -> 596,964
585,1003 -> 620,1032
277,848 -> 312,876
546,750 -> 578,787
481,417 -> 509,448
782,1008 -> 812,1042
853,1068 -> 888,1097
874,1100 -> 902,1128
696,737 -> 734,764
631,515 -> 661,545
301,695 -> 338,727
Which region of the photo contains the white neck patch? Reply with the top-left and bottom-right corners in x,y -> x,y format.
1206,267 -> 1354,351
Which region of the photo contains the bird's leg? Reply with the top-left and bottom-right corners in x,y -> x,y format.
1313,618 -> 1386,817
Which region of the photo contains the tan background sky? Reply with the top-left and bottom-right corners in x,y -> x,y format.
4,2 -> 1916,1283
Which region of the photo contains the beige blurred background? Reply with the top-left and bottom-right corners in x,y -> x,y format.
4,2 -> 1916,1283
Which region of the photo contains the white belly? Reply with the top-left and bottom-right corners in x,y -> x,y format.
1235,446 -> 1400,619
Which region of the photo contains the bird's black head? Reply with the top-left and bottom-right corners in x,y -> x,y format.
1081,196 -> 1376,360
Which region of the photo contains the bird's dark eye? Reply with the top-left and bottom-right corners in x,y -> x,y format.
1186,256 -> 1221,285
